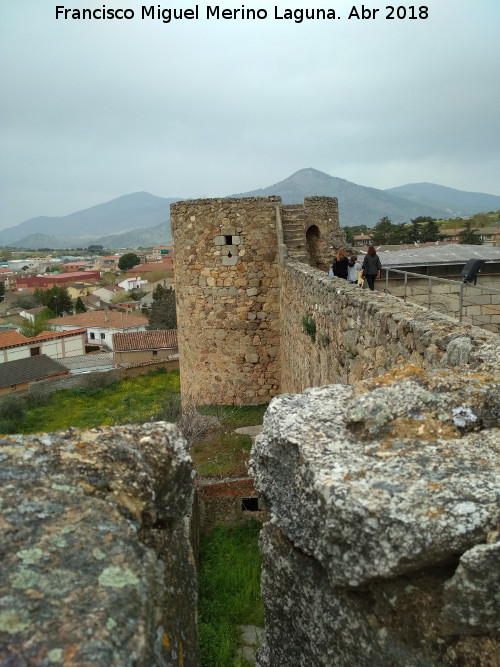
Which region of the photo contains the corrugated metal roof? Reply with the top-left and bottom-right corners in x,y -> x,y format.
59,353 -> 115,371
378,244 -> 500,268
47,311 -> 148,328
112,330 -> 178,351
0,355 -> 68,388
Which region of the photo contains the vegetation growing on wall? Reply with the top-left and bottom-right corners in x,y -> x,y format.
302,313 -> 316,342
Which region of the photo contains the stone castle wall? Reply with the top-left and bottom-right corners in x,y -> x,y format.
385,274 -> 500,334
0,423 -> 200,666
279,261 -> 496,394
250,368 -> 500,666
281,196 -> 341,270
171,197 -> 283,406
171,196 -> 343,406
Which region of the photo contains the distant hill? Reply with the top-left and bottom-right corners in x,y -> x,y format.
0,192 -> 180,248
230,168 -> 448,226
97,222 -> 172,249
2,170 -> 499,249
384,183 -> 500,216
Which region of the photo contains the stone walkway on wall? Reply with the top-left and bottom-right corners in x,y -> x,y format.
234,425 -> 264,439
238,625 -> 265,664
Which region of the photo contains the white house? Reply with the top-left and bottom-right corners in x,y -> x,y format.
117,276 -> 148,292
47,311 -> 148,350
0,329 -> 87,363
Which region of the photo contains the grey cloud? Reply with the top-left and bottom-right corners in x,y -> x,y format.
1,0 -> 499,227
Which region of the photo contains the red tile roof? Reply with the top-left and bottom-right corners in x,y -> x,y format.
128,260 -> 173,273
32,328 -> 87,341
112,330 -> 178,351
0,331 -> 27,348
0,328 -> 87,350
47,311 -> 148,329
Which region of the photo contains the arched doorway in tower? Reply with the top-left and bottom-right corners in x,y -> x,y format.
306,225 -> 322,268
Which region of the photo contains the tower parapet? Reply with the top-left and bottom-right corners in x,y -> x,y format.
171,195 -> 340,405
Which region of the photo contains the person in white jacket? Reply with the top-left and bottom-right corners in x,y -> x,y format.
347,255 -> 362,284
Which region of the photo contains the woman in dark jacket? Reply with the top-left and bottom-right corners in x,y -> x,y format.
333,248 -> 349,280
361,245 -> 382,291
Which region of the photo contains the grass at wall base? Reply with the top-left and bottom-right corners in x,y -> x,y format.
198,520 -> 264,667
0,370 -> 181,434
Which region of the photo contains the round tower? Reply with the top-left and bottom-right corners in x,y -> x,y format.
171,197 -> 282,406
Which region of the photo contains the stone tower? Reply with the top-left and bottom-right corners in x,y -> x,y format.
171,195 -> 339,406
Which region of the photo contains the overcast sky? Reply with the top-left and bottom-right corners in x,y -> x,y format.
1,0 -> 499,229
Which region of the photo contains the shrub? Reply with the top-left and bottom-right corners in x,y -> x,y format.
0,394 -> 26,433
302,313 -> 316,342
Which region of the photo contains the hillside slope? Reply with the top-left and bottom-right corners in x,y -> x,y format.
231,168 -> 447,226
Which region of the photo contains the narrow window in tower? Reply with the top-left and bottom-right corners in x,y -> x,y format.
225,235 -> 232,244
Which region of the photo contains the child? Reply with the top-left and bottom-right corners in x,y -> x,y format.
347,255 -> 362,284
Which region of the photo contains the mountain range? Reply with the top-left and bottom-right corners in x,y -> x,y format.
1,168 -> 499,250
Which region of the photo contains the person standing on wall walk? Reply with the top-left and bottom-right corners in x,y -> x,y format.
332,248 -> 349,280
347,255 -> 363,284
361,245 -> 382,291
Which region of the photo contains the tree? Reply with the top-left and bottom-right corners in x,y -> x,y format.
387,223 -> 408,245
13,294 -> 39,309
420,220 -> 443,243
406,218 -> 422,244
101,271 -> 118,286
34,285 -> 72,316
118,253 -> 140,271
146,285 -> 177,330
87,244 -> 104,254
111,290 -> 130,304
460,220 -> 482,245
0,281 -> 5,299
371,217 -> 393,245
129,288 -> 148,301
75,297 -> 87,313
19,308 -> 55,337
342,227 -> 355,245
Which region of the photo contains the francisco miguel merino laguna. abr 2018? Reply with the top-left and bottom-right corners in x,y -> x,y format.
55,5 -> 340,23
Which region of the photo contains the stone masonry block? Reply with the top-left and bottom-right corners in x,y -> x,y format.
222,256 -> 238,266
0,424 -> 200,666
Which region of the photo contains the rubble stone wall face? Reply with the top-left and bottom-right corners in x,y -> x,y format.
279,261 -> 496,394
0,423 -> 200,667
195,479 -> 270,532
171,196 -> 344,406
281,197 -> 341,271
251,368 -> 500,666
171,197 -> 283,406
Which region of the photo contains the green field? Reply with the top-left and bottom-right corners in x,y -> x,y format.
0,370 -> 180,434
